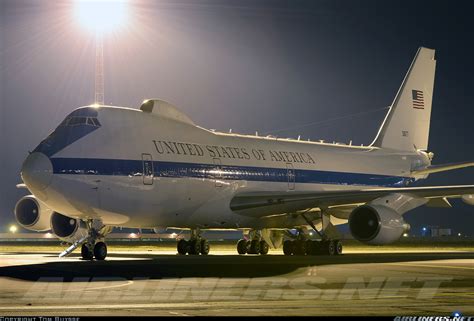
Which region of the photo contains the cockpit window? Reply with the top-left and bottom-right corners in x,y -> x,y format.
91,118 -> 101,126
59,116 -> 101,127
68,117 -> 87,126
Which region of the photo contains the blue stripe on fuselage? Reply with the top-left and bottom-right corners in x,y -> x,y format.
50,158 -> 413,187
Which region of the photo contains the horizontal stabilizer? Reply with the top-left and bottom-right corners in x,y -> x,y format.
412,161 -> 474,175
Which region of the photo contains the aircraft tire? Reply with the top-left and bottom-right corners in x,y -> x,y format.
293,240 -> 307,256
177,239 -> 189,255
93,242 -> 107,260
189,239 -> 201,255
200,239 -> 210,255
237,239 -> 248,254
305,240 -> 317,255
259,240 -> 269,255
321,240 -> 336,256
248,240 -> 261,254
81,244 -> 94,260
334,240 -> 343,255
282,240 -> 294,255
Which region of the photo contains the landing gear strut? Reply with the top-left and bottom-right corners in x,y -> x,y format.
176,228 -> 210,255
236,230 -> 269,255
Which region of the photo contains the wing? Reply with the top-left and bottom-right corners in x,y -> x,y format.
230,185 -> 474,218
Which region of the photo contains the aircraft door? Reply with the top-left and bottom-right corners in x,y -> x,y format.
142,153 -> 154,185
286,163 -> 295,190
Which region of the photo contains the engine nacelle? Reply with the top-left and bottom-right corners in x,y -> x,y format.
349,205 -> 410,245
462,194 -> 474,205
50,212 -> 88,243
14,195 -> 53,231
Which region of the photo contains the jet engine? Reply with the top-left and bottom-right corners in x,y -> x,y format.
14,195 -> 53,231
348,204 -> 410,245
462,194 -> 474,205
50,212 -> 88,243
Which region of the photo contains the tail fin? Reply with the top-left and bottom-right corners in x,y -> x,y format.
371,47 -> 436,151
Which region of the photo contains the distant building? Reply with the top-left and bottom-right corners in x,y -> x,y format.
429,227 -> 452,237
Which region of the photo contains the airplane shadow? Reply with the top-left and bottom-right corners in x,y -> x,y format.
0,251 -> 473,282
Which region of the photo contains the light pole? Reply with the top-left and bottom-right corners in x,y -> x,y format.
95,33 -> 104,105
73,0 -> 128,105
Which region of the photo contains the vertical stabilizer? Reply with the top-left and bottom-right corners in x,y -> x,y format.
371,47 -> 436,151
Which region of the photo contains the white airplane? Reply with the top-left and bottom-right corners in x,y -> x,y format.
14,47 -> 474,260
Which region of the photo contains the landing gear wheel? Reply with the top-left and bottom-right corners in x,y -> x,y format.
237,239 -> 249,254
189,239 -> 201,255
177,239 -> 189,255
248,240 -> 261,254
93,242 -> 107,260
305,240 -> 317,255
200,239 -> 210,255
283,240 -> 294,256
259,240 -> 269,255
334,240 -> 343,255
293,240 -> 307,256
322,240 -> 336,256
81,244 -> 94,260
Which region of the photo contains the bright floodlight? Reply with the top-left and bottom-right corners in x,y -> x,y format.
74,0 -> 128,34
9,225 -> 18,233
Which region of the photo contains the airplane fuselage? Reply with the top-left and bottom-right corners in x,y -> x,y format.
23,105 -> 431,230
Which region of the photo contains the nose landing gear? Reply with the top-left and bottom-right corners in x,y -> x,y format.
60,220 -> 110,261
80,241 -> 108,260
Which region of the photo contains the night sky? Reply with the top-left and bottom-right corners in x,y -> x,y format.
1,0 -> 473,234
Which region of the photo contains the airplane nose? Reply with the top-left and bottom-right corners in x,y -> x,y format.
21,152 -> 53,191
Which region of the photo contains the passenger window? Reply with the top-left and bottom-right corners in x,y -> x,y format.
87,118 -> 95,126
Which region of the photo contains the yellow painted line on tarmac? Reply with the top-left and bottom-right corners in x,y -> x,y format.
434,292 -> 474,297
387,262 -> 474,271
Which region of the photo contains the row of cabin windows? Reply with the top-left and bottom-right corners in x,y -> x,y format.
60,116 -> 101,127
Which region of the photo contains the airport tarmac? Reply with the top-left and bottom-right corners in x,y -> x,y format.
0,245 -> 473,316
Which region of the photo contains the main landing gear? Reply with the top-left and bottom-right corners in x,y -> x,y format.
283,211 -> 343,256
236,230 -> 269,255
282,238 -> 343,256
176,229 -> 210,255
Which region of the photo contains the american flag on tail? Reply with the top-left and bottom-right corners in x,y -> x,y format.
412,89 -> 424,109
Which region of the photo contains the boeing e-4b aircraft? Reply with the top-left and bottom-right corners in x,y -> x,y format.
15,47 -> 474,260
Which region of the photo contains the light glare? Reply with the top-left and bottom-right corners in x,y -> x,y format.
74,0 -> 128,34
